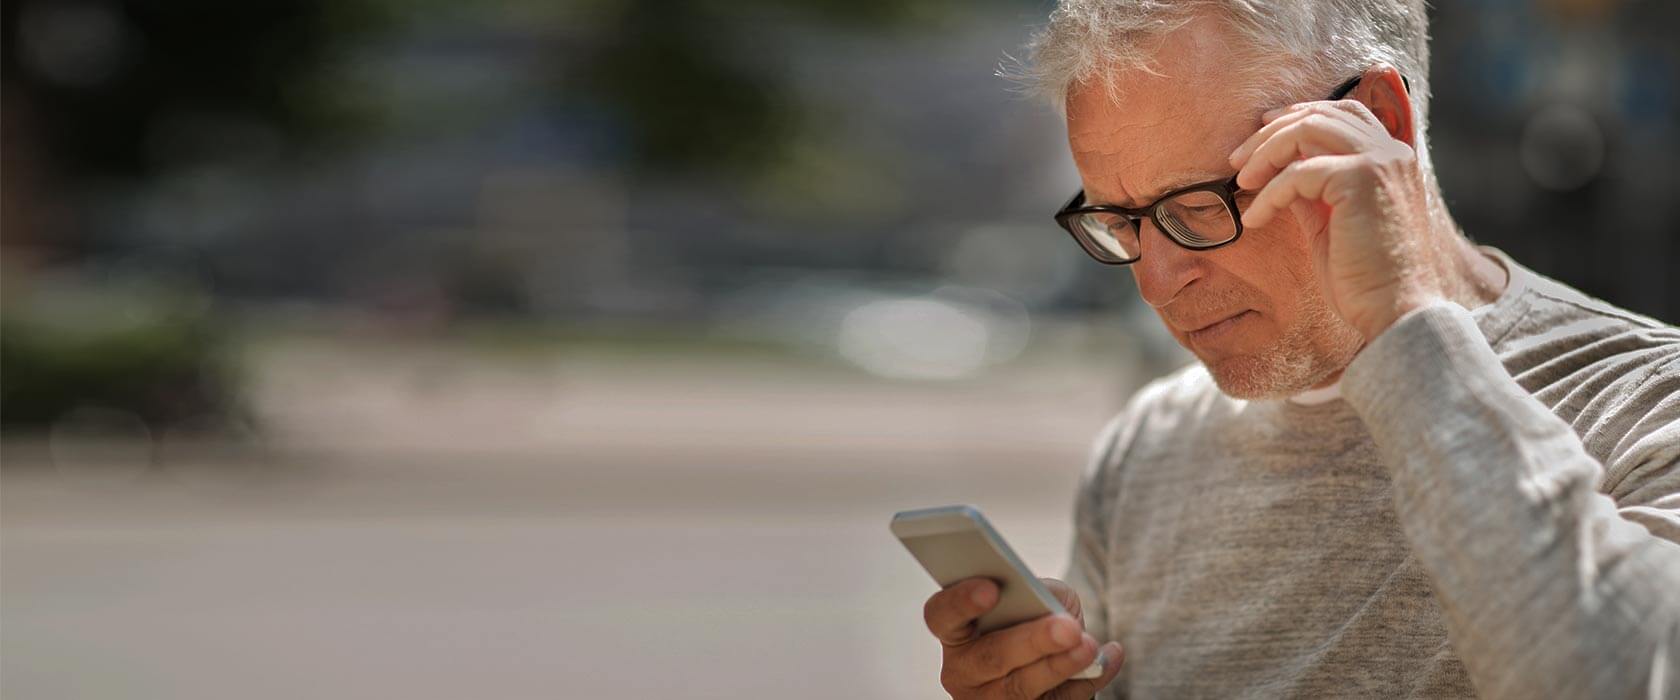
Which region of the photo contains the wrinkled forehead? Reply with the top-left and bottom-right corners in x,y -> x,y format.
1063,16 -> 1263,204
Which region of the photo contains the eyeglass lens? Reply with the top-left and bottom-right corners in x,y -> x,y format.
1070,189 -> 1238,262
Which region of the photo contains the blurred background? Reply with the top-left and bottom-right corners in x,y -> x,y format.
2,1 -> 1675,698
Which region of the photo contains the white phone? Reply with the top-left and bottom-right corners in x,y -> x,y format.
891,504 -> 1103,680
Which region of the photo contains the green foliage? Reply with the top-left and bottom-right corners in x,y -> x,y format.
567,0 -> 977,176
0,280 -> 242,429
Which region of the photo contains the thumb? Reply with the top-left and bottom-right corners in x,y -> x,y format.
1041,578 -> 1083,623
1291,199 -> 1336,303
1287,198 -> 1331,241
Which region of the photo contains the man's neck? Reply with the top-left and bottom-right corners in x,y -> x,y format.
1423,189 -> 1509,310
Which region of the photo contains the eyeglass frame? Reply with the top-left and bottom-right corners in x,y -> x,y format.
1051,73 -> 1403,265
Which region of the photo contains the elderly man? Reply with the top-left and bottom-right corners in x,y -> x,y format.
917,1 -> 1680,698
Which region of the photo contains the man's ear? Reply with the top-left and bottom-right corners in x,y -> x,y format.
1348,63 -> 1415,147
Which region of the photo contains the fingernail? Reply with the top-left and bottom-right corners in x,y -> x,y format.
1102,642 -> 1124,668
970,584 -> 991,607
1094,650 -> 1108,669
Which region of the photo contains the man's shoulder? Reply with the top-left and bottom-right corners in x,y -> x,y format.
1525,281 -> 1669,331
1489,256 -> 1680,383
1487,255 -> 1680,475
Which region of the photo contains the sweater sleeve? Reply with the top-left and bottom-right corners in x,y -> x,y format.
1341,300 -> 1680,699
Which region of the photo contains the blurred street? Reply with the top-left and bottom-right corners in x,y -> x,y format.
3,330 -> 1145,699
4,0 -> 1673,697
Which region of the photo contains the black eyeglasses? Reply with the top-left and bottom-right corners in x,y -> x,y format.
1052,74 -> 1394,265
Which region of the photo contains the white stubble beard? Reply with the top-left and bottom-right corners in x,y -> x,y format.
1201,285 -> 1365,401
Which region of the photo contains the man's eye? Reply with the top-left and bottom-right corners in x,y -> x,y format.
1177,204 -> 1225,218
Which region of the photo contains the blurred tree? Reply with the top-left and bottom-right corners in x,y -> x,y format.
0,277 -> 241,429
1,0 -> 386,431
565,0 -> 979,176
1,0 -> 385,182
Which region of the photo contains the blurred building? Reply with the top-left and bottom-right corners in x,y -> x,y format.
5,2 -> 1677,342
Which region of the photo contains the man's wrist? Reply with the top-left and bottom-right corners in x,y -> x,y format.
1341,299 -> 1485,431
1356,294 -> 1444,342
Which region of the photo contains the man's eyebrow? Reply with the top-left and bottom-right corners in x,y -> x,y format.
1091,172 -> 1226,208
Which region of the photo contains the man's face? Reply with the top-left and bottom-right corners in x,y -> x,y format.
1065,16 -> 1363,399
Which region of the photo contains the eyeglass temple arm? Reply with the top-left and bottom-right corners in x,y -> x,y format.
1059,73 -> 1406,211
1328,73 -> 1410,101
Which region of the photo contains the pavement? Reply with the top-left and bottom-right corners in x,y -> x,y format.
2,335 -> 1155,699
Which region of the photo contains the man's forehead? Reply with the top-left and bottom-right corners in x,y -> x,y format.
1066,88 -> 1241,206
1061,14 -> 1255,206
1064,68 -> 1257,199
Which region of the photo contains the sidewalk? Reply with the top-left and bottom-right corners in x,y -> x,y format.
3,339 -> 1146,699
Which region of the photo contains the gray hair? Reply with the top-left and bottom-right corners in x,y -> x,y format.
1010,0 -> 1434,138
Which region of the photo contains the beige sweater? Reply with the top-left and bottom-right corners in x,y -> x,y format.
1068,250 -> 1680,698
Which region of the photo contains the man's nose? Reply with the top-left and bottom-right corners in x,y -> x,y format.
1131,218 -> 1206,308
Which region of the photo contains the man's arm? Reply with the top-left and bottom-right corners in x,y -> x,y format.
1342,300 -> 1680,699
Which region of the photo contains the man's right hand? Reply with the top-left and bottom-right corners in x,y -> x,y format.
922,577 -> 1124,699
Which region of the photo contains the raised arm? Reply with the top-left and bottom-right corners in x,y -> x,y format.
1342,301 -> 1680,698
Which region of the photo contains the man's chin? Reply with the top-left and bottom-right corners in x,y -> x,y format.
1186,294 -> 1365,400
1201,350 -> 1336,401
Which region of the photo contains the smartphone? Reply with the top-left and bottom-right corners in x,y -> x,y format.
891,504 -> 1102,680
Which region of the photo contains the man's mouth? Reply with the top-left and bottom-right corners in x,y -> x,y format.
1185,310 -> 1255,343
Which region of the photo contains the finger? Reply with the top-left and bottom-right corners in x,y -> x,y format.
1234,113 -> 1368,192
1287,198 -> 1331,237
1228,103 -> 1316,169
924,577 -> 1000,646
1261,98 -> 1343,123
1262,96 -> 1381,126
1293,198 -> 1337,303
1261,100 -> 1311,122
953,613 -> 1085,685
1041,578 -> 1082,623
976,634 -> 1108,700
1242,154 -> 1365,230
1045,641 -> 1126,700
1232,100 -> 1379,169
